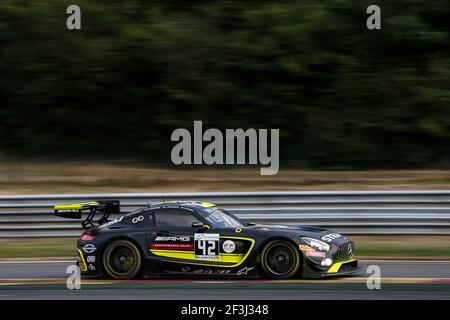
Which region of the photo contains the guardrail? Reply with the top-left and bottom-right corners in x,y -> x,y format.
1,190 -> 450,237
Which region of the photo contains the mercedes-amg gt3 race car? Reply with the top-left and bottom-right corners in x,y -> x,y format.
55,200 -> 359,280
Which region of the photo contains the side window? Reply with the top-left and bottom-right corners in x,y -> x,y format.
127,209 -> 154,226
154,209 -> 199,228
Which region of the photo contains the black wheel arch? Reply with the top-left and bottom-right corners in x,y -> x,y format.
257,236 -> 302,255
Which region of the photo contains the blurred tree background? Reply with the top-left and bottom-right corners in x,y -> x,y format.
0,0 -> 449,168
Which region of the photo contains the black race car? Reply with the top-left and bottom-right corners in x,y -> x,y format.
55,200 -> 359,280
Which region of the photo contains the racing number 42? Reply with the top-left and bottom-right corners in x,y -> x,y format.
194,233 -> 219,259
197,239 -> 217,256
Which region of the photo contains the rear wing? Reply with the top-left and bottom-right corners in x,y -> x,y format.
55,200 -> 120,229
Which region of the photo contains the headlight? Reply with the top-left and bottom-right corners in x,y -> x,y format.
321,258 -> 333,266
301,237 -> 330,252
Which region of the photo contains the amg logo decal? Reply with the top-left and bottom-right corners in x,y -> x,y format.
57,209 -> 79,213
155,236 -> 191,242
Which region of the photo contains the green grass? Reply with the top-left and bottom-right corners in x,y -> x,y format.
2,163 -> 450,194
356,245 -> 450,258
0,238 -> 77,258
1,237 -> 449,259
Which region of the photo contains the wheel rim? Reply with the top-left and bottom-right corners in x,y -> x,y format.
109,246 -> 136,274
265,243 -> 297,275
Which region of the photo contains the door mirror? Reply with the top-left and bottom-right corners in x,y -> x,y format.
192,221 -> 205,229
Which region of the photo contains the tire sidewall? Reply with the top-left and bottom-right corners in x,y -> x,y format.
102,239 -> 142,280
260,240 -> 301,279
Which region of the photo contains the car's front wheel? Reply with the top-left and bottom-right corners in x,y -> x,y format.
102,239 -> 142,280
260,240 -> 301,279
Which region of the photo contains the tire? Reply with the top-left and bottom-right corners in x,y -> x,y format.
102,239 -> 143,280
260,240 -> 301,279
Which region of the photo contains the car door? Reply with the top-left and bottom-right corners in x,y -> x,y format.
147,208 -> 206,263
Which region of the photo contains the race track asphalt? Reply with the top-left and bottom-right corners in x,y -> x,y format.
0,260 -> 449,299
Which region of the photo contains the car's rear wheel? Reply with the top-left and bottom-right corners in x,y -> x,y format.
102,240 -> 142,280
260,240 -> 301,279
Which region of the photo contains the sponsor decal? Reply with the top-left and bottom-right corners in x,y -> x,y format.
86,255 -> 96,263
321,233 -> 342,242
204,207 -> 217,214
193,269 -> 231,274
132,215 -> 144,224
222,240 -> 236,253
155,236 -> 191,242
237,266 -> 254,275
150,243 -> 193,251
82,244 -> 97,254
305,250 -> 326,258
195,233 -> 220,260
99,216 -> 123,228
57,209 -> 79,213
88,264 -> 96,271
217,269 -> 231,274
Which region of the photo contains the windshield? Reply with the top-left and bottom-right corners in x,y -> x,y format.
204,209 -> 244,228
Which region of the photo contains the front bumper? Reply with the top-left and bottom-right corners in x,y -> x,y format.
299,237 -> 359,278
302,258 -> 360,278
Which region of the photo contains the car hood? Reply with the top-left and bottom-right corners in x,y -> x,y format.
243,223 -> 350,244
